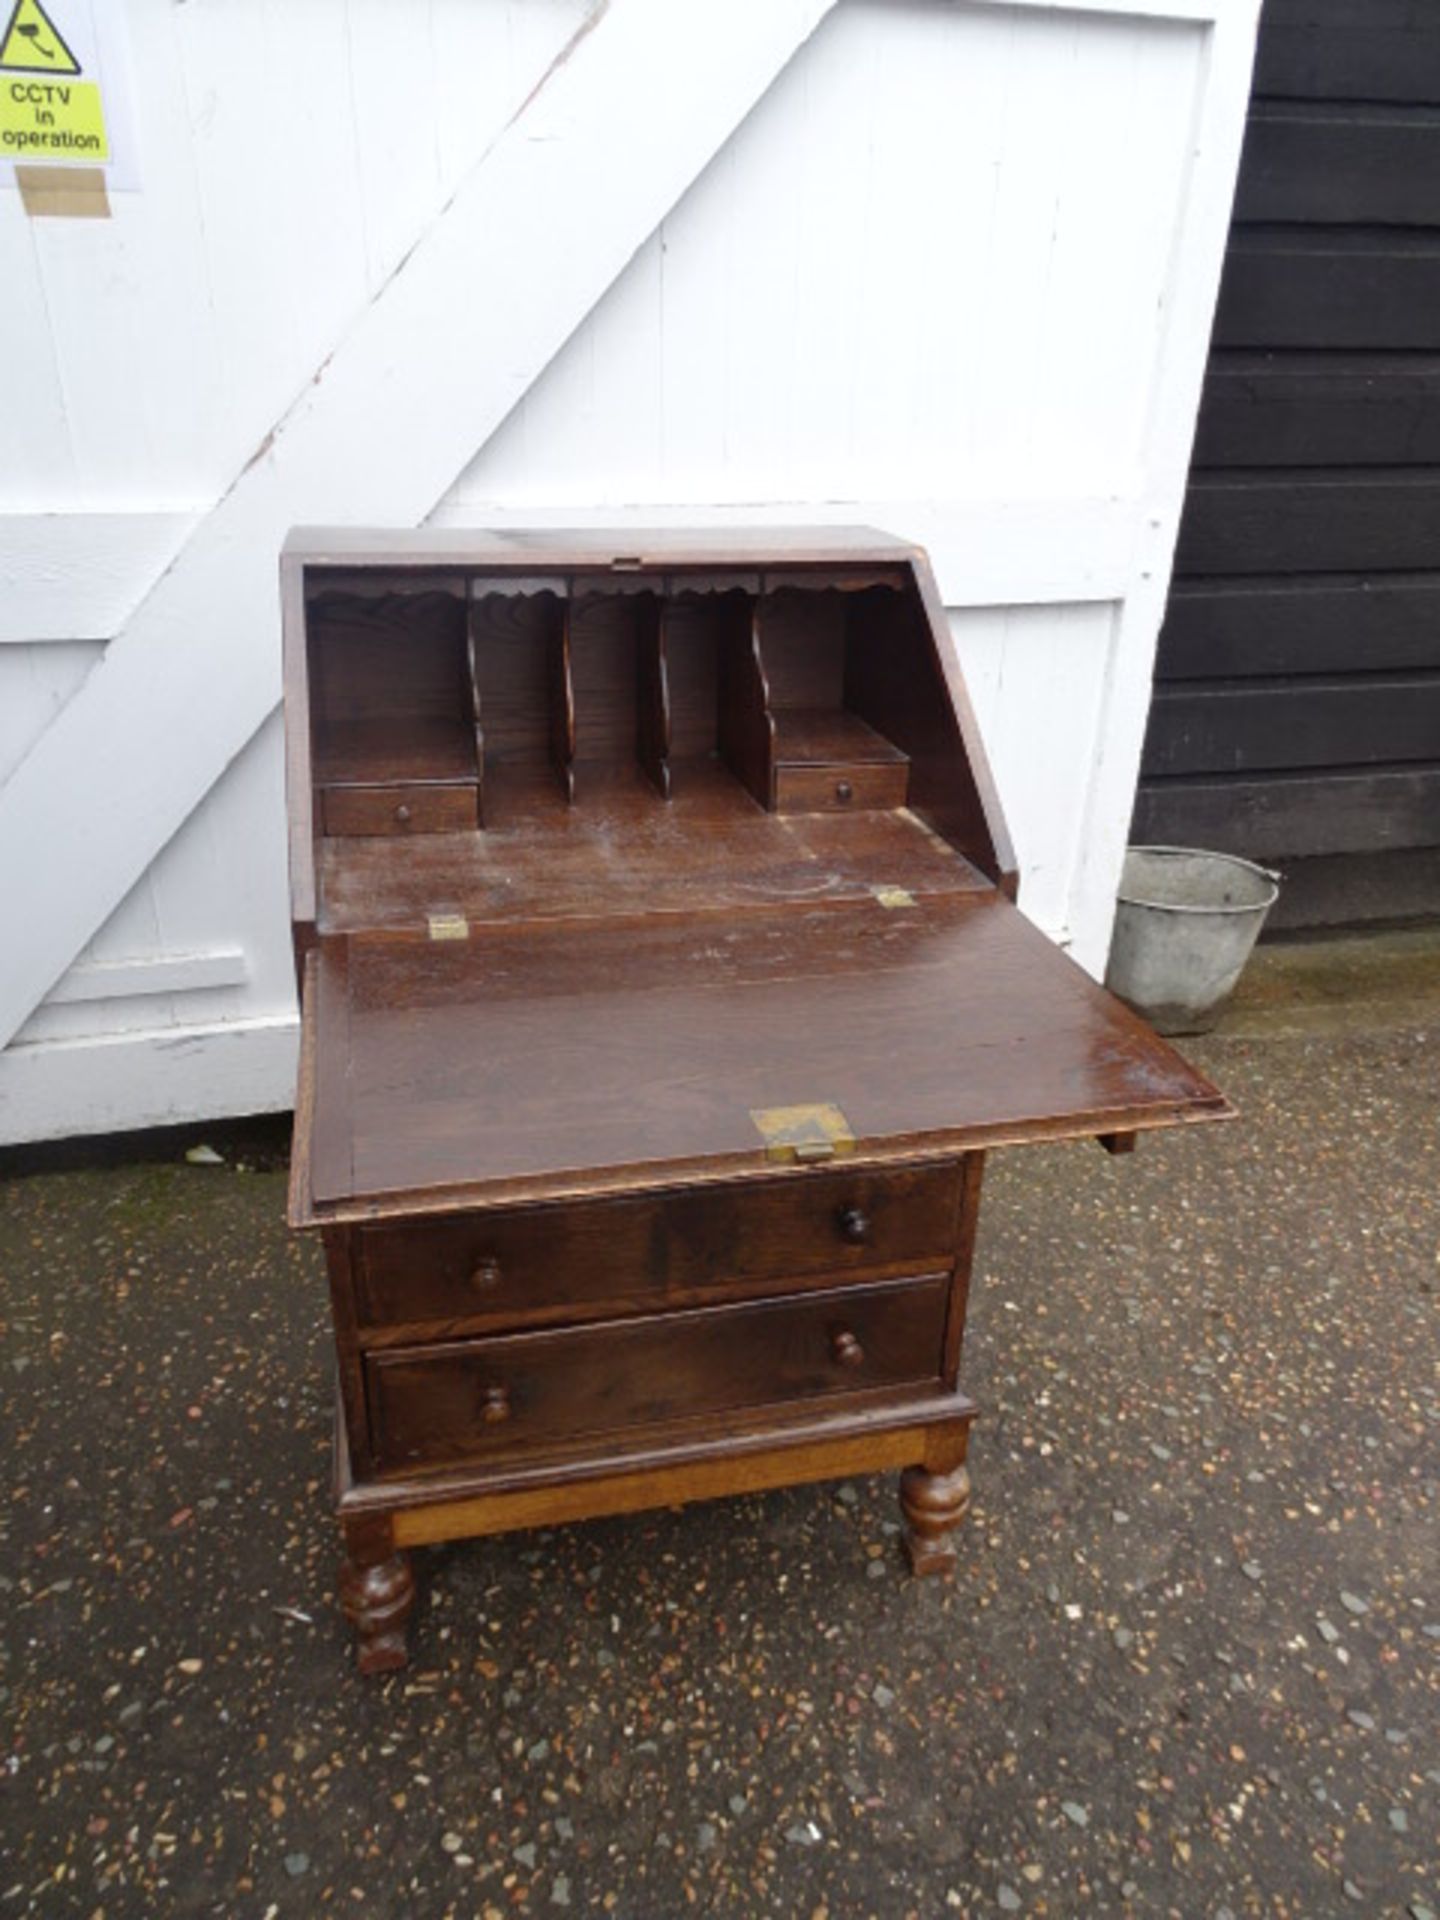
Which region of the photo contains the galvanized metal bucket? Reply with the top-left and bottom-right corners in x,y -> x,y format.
1105,846 -> 1281,1035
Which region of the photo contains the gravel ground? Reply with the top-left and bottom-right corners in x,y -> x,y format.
1,1016 -> 1436,1919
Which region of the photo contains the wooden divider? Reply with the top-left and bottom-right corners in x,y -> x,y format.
549,599 -> 577,803
718,595 -> 776,808
635,595 -> 672,799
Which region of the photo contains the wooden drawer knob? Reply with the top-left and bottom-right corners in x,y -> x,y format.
479,1384 -> 511,1424
831,1329 -> 865,1369
837,1206 -> 870,1245
394,803 -> 413,826
469,1257 -> 502,1292
835,779 -> 854,804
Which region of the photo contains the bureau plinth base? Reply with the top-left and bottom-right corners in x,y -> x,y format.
333,1388 -> 976,1672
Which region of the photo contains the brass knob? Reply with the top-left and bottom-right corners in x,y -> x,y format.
837,1206 -> 870,1245
832,1329 -> 865,1369
395,803 -> 413,825
479,1385 -> 510,1424
835,780 -> 854,804
469,1257 -> 501,1292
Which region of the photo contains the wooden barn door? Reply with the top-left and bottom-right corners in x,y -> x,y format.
1133,0 -> 1440,930
0,0 -> 1263,1141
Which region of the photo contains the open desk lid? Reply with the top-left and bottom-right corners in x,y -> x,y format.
293,892 -> 1232,1224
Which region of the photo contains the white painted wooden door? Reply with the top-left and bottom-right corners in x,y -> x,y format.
0,0 -> 1259,1143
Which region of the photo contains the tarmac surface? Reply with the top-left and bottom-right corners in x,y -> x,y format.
1,932 -> 1437,1918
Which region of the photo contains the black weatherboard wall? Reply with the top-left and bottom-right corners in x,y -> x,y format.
1132,0 -> 1440,931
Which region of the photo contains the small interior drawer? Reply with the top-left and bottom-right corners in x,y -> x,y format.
773,760 -> 909,814
365,1272 -> 949,1473
321,782 -> 479,837
355,1159 -> 963,1333
770,708 -> 909,814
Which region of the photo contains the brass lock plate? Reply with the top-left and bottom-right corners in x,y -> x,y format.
750,1102 -> 857,1164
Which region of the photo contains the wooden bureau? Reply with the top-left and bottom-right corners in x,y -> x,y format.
283,527 -> 1230,1674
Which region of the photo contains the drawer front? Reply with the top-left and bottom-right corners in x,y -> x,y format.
321,782 -> 478,837
356,1160 -> 962,1332
773,761 -> 909,814
367,1273 -> 949,1472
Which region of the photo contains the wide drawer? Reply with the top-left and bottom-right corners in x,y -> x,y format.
366,1273 -> 949,1473
320,781 -> 479,836
356,1160 -> 962,1332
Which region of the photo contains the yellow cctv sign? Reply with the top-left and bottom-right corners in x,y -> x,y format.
0,0 -> 110,163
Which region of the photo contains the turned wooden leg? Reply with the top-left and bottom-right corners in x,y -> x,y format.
900,1461 -> 972,1577
339,1529 -> 414,1675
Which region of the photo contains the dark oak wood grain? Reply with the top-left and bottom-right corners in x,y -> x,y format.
663,592 -> 728,758
367,1274 -> 950,1476
760,587 -> 848,710
470,589 -> 558,763
900,1458 -> 972,1576
570,591 -> 642,771
773,762 -> 910,814
771,708 -> 909,767
304,895 -> 1223,1215
355,1160 -> 962,1337
320,783 -> 479,838
316,761 -> 989,939
284,527 -> 1226,1672
336,1512 -> 408,1681
635,594 -> 672,799
717,598 -> 774,808
845,583 -> 1016,894
355,1395 -> 978,1551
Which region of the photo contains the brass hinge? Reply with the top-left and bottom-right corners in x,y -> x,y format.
427,912 -> 469,941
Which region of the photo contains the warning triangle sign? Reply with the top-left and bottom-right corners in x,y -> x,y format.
0,0 -> 80,76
